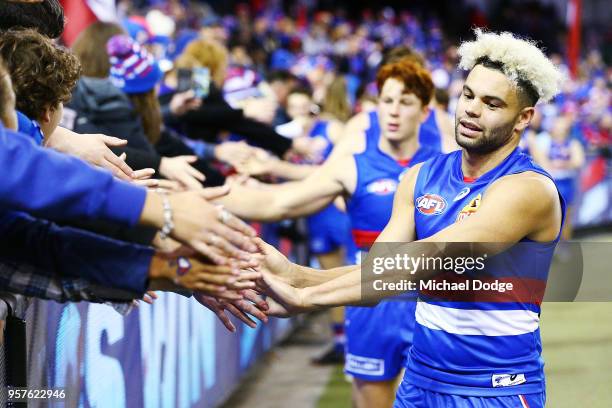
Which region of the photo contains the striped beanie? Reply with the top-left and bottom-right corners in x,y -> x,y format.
107,35 -> 162,94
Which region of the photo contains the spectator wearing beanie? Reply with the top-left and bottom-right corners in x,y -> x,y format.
108,35 -> 162,96
68,22 -> 217,189
105,34 -> 226,187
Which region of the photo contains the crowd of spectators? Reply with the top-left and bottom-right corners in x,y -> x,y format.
113,1 -> 609,151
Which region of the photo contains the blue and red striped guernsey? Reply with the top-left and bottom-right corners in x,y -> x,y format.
407,147 -> 566,396
347,111 -> 439,250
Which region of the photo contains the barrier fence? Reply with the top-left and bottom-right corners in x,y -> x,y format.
1,294 -> 28,408
23,295 -> 294,408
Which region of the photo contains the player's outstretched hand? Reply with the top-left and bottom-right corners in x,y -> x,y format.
253,238 -> 295,283
195,289 -> 270,332
259,271 -> 308,317
251,237 -> 309,316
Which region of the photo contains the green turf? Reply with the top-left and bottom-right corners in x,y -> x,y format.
541,303 -> 612,407
317,303 -> 612,408
317,365 -> 352,408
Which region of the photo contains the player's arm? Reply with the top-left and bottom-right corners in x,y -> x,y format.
256,238 -> 357,288
257,160 -> 319,180
261,165 -> 421,309
264,171 -> 561,312
271,161 -> 318,180
216,155 -> 352,222
265,120 -> 346,180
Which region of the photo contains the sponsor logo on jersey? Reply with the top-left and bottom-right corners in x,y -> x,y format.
345,354 -> 385,376
456,194 -> 481,222
492,373 -> 526,387
453,187 -> 471,201
416,194 -> 447,215
366,178 -> 398,195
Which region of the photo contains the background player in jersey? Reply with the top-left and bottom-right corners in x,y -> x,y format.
217,60 -> 438,408
256,30 -> 565,408
529,112 -> 585,239
338,47 -> 458,158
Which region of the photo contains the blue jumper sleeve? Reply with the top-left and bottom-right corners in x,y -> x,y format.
0,125 -> 146,226
0,211 -> 152,295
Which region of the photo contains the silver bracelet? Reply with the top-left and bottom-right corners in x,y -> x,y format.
159,195 -> 174,239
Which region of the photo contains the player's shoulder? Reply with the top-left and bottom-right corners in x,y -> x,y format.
320,143 -> 358,176
397,162 -> 426,192
485,171 -> 562,241
497,168 -> 555,186
488,171 -> 560,211
329,128 -> 367,157
345,110 -> 371,131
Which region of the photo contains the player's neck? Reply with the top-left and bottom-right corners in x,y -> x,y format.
461,140 -> 519,179
379,133 -> 419,160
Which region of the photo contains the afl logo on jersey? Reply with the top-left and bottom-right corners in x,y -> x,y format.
416,194 -> 447,215
366,179 -> 398,195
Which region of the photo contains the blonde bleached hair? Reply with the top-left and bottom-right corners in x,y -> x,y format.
458,29 -> 563,103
